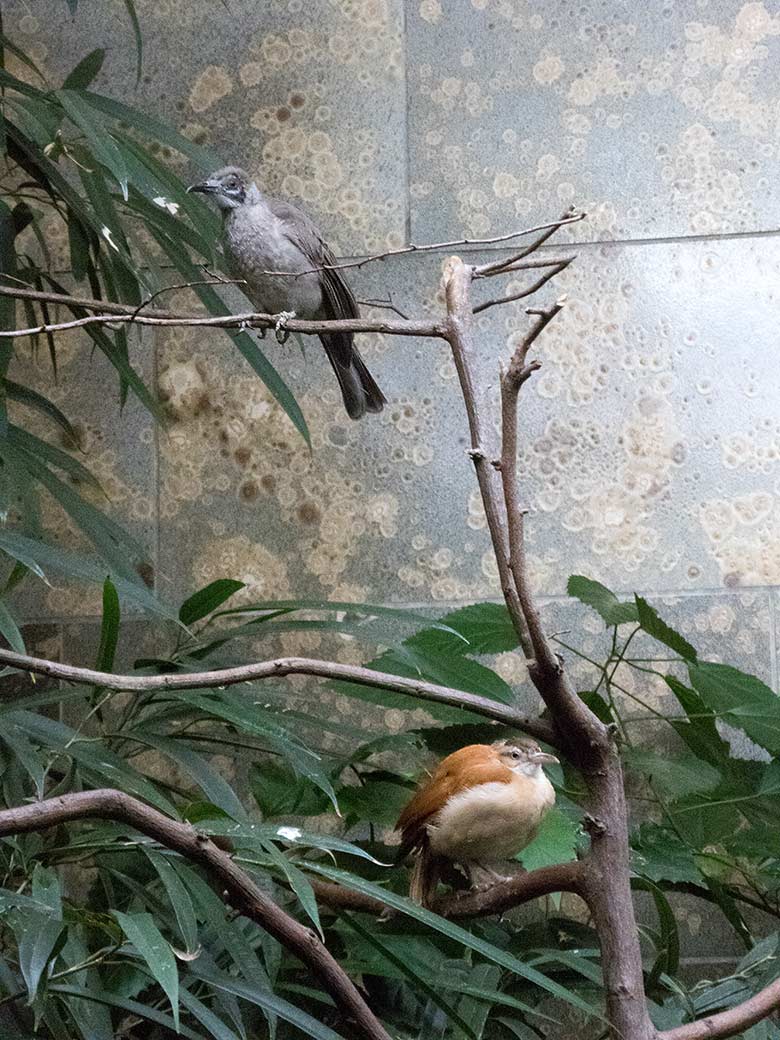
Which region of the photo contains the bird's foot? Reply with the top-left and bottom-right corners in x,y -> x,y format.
467,863 -> 517,890
273,310 -> 297,344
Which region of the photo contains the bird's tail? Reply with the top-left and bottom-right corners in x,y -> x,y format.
321,334 -> 386,420
409,842 -> 443,909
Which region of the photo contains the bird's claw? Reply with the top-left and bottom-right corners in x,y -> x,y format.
274,310 -> 296,344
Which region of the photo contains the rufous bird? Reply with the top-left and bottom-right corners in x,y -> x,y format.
395,739 -> 558,908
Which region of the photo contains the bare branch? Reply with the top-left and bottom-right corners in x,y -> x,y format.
0,647 -> 556,745
310,861 -> 586,920
251,210 -> 587,280
0,789 -> 392,1040
473,207 -> 584,278
0,284 -> 446,340
473,259 -> 572,315
658,978 -> 780,1040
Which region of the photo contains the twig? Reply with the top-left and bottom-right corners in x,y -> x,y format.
0,647 -> 556,745
474,207 -> 584,278
0,789 -> 392,1040
657,977 -> 780,1040
128,278 -> 248,323
357,294 -> 410,320
473,260 -> 572,315
252,211 -> 587,280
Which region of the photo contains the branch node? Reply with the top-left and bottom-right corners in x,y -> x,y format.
466,447 -> 486,461
583,814 -> 607,838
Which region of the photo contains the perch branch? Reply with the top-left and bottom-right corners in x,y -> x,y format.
309,861 -> 586,920
657,978 -> 780,1040
0,284 -> 445,340
0,789 -> 392,1040
0,647 -> 556,745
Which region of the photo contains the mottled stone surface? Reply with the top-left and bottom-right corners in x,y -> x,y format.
155,234 -> 780,604
407,0 -> 780,241
0,0 -> 777,984
6,0 -> 406,257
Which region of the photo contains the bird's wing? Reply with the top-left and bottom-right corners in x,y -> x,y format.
269,198 -> 359,362
396,747 -> 514,853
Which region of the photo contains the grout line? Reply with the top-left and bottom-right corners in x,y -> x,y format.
400,0 -> 412,248
769,590 -> 779,694
21,583 -> 780,628
41,223 -> 780,285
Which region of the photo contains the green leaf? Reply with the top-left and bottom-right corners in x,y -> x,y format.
175,690 -> 338,809
635,596 -> 697,662
623,748 -> 721,801
567,575 -> 638,626
632,825 -> 702,885
179,579 -> 245,626
81,90 -> 220,169
2,379 -> 77,442
188,961 -> 348,1040
0,530 -> 177,620
145,851 -> 200,955
304,864 -> 599,1018
341,913 -> 478,1040
134,732 -> 247,819
16,908 -> 64,1001
688,662 -> 780,755
112,910 -> 179,1030
0,723 -> 45,796
196,818 -> 387,864
6,710 -> 177,815
49,985 -> 204,1040
58,90 -> 130,199
338,778 -> 412,829
62,49 -> 105,90
519,808 -> 580,872
250,759 -> 330,818
665,676 -> 735,768
262,839 -> 323,939
121,0 -> 143,84
95,576 -> 120,672
438,601 -> 520,654
179,986 -> 243,1040
0,596 -> 25,654
633,877 -> 680,982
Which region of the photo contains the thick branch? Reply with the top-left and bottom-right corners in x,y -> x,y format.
0,790 -> 392,1040
310,861 -> 585,920
0,647 -> 556,745
658,978 -> 780,1040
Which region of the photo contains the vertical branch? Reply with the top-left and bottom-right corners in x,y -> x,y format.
442,253 -> 655,1040
443,256 -> 533,660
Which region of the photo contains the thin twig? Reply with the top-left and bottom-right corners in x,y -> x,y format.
252,211 -> 587,280
473,208 -> 584,278
658,977 -> 780,1040
473,260 -> 572,315
128,278 -> 248,323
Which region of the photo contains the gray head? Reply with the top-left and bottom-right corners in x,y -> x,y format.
493,739 -> 559,776
187,166 -> 258,211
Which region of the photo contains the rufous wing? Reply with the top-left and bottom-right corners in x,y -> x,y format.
396,744 -> 514,856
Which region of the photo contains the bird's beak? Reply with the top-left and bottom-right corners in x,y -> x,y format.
186,179 -> 219,195
532,750 -> 559,766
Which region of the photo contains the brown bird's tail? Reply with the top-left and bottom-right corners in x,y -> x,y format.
409,841 -> 443,909
320,333 -> 386,420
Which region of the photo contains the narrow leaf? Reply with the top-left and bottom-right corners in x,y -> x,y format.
112,910 -> 179,1030
62,49 -> 105,90
567,575 -> 639,626
179,579 -> 245,626
635,596 -> 697,662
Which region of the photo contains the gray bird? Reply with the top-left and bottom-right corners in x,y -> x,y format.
187,166 -> 386,420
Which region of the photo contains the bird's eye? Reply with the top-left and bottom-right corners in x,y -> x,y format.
511,748 -> 521,759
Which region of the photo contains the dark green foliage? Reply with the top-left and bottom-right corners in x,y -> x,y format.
2,576 -> 779,1039
0,12 -> 311,625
